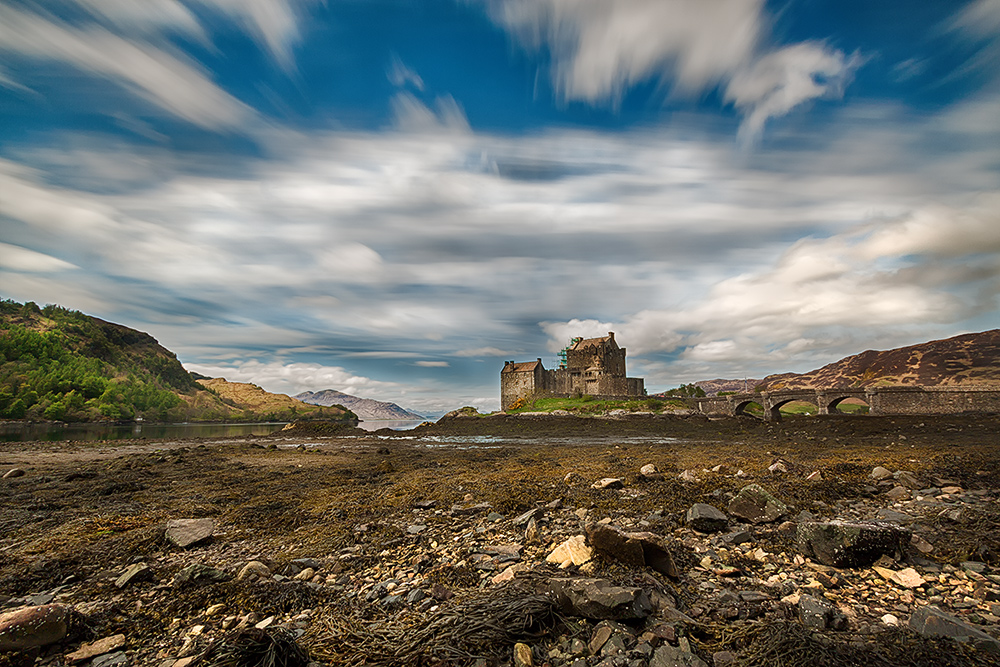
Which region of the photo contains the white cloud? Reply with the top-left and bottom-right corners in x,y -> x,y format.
453,347 -> 517,357
57,0 -> 312,68
856,196 -> 1000,260
953,0 -> 1000,40
315,243 -> 385,280
186,359 -> 401,398
391,92 -> 471,132
0,5 -> 253,130
726,43 -> 862,145
484,0 -> 763,102
194,0 -> 314,70
683,340 -> 740,362
415,361 -> 450,368
65,0 -> 206,37
0,243 -> 78,273
478,0 -> 857,141
388,54 -> 425,91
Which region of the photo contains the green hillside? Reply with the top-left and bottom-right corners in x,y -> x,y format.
0,299 -> 354,424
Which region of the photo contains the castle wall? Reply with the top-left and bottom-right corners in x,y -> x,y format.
627,377 -> 645,396
500,333 -> 645,409
500,364 -> 544,410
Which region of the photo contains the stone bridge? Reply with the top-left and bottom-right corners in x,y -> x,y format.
694,386 -> 1000,421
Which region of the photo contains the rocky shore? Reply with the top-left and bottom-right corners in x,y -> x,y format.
1,414 -> 999,666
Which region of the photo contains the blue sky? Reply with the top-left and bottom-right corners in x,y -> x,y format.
1,0 -> 999,415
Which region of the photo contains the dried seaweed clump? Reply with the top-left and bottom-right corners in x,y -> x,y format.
721,620 -> 997,667
195,627 -> 309,667
309,586 -> 562,665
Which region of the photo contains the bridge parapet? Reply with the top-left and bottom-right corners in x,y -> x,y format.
695,386 -> 1000,420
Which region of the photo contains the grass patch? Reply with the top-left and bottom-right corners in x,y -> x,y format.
505,396 -> 689,414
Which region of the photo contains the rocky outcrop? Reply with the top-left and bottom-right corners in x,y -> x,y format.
586,523 -> 678,578
797,521 -> 909,568
547,578 -> 653,620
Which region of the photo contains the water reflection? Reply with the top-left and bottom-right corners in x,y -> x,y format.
0,422 -> 290,443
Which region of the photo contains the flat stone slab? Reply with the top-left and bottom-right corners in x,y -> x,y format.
685,503 -> 728,533
115,562 -> 151,588
909,606 -> 1000,654
165,518 -> 215,548
66,634 -> 126,664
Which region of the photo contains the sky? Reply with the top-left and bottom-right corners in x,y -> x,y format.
1,0 -> 999,416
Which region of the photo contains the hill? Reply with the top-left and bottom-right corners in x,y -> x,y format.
0,299 -> 354,423
201,379 -> 355,423
295,389 -> 423,421
759,330 -> 1000,390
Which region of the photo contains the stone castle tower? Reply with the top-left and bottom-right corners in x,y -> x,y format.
500,332 -> 645,409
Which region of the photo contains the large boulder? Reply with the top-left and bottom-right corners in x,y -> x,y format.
547,578 -> 653,620
685,503 -> 728,533
0,604 -> 74,651
728,485 -> 788,524
585,523 -> 678,578
797,521 -> 909,568
908,606 -> 1000,654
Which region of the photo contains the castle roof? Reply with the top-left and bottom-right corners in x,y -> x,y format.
502,360 -> 543,373
571,332 -> 618,350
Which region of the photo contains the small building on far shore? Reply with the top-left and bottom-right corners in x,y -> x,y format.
500,332 -> 645,410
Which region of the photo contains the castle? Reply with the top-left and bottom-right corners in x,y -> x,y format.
500,332 -> 645,409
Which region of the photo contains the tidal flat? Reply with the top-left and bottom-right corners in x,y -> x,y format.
1,413 -> 999,666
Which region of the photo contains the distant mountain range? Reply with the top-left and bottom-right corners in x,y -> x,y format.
757,329 -> 1000,391
294,389 -> 424,422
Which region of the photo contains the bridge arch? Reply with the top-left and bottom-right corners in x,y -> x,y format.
733,399 -> 764,417
774,398 -> 819,414
826,394 -> 870,415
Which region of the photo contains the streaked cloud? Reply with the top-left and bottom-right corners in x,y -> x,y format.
0,243 -> 78,273
388,54 -> 426,91
0,5 -> 253,130
478,0 -> 859,141
453,347 -> 518,358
